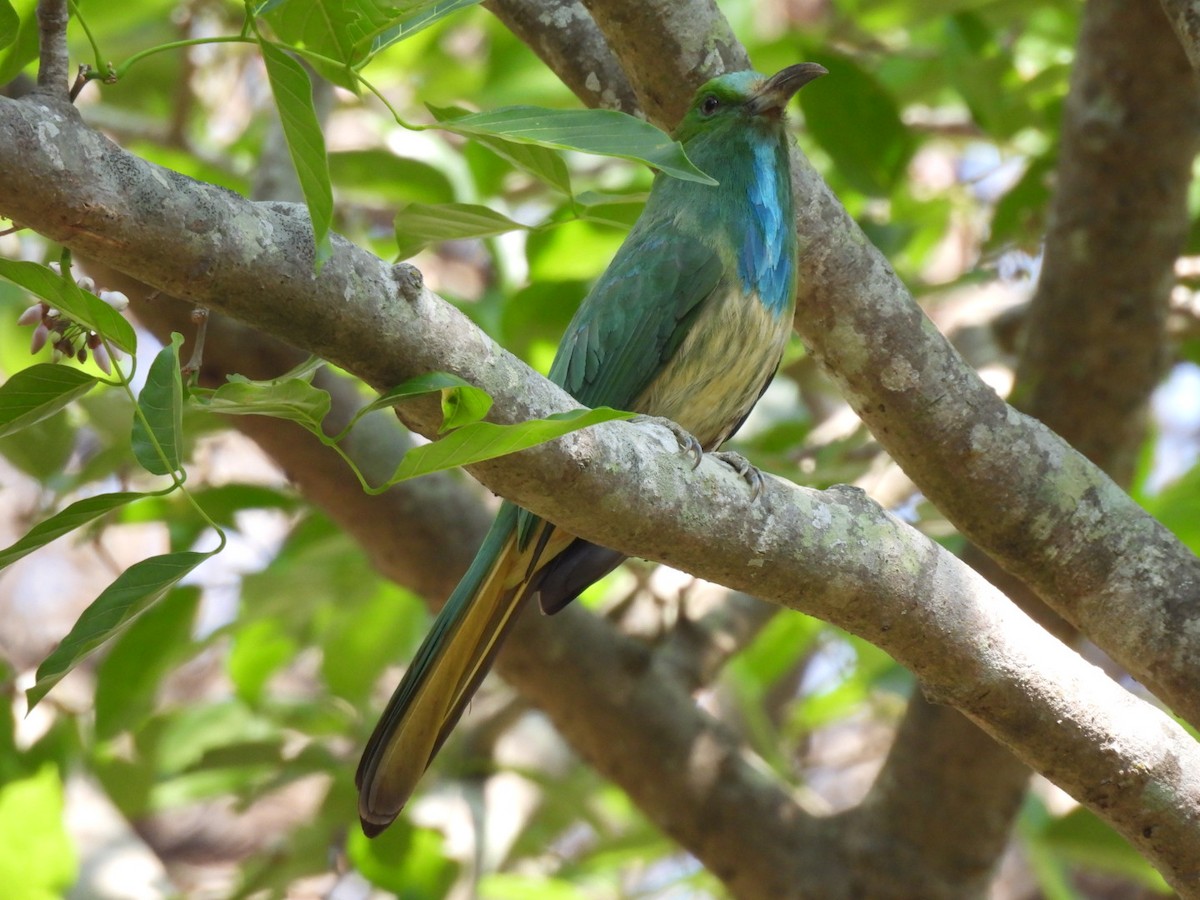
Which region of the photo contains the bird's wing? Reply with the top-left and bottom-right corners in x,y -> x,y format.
549,228 -> 726,410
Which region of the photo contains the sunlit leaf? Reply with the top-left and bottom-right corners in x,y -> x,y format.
260,41 -> 335,268
0,364 -> 96,439
0,765 -> 76,897
228,618 -> 298,704
364,0 -> 483,55
351,372 -> 493,436
387,406 -> 632,484
131,333 -> 184,476
347,819 -> 458,896
433,105 -> 716,185
1040,807 -> 1171,891
194,376 -> 331,433
0,0 -> 39,85
28,549 -> 215,708
0,0 -> 19,51
261,0 -> 482,69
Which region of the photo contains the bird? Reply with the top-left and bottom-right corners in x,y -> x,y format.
356,62 -> 827,836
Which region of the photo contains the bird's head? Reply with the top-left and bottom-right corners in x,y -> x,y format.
673,62 -> 827,143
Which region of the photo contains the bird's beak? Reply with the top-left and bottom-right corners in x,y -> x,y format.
746,62 -> 827,116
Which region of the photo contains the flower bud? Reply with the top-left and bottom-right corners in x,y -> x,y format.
17,304 -> 44,326
30,323 -> 49,354
100,290 -> 130,311
93,344 -> 112,375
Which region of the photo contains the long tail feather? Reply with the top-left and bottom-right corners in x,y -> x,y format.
355,504 -> 567,835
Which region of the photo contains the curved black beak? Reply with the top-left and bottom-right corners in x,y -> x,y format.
746,62 -> 828,116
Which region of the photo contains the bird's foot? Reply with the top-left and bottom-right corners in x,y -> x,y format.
710,450 -> 764,501
634,417 -> 764,500
634,415 -> 703,468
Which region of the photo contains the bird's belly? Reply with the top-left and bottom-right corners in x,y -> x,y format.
633,287 -> 791,449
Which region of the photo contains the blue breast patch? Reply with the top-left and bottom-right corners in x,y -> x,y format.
738,140 -> 792,317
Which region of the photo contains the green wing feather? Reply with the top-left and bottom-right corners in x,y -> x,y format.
550,227 -> 726,410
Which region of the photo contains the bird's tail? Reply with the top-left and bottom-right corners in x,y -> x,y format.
355,503 -> 566,836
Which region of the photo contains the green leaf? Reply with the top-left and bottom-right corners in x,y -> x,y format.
131,333 -> 184,476
228,618 -> 298,704
0,490 -> 147,571
394,202 -> 528,259
259,41 -> 335,268
94,587 -> 201,740
260,0 -> 481,71
259,0 -> 361,83
0,1 -> 19,51
0,259 -> 137,353
430,104 -> 571,194
434,106 -> 716,185
194,376 -> 331,433
439,380 -> 492,430
386,406 -> 631,484
347,820 -> 458,896
0,0 -> 38,85
354,372 -> 492,431
0,765 -> 76,898
363,0 -> 483,56
0,364 -> 97,439
799,52 -> 915,196
28,549 -> 215,708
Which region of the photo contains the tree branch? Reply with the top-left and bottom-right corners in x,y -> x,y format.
1161,0 -> 1200,72
1,97 -> 1198,889
1016,0 -> 1200,484
484,0 -> 639,113
35,0 -> 70,96
578,0 -> 748,124
786,135 -> 1200,727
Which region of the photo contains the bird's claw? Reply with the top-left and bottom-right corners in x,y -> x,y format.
635,415 -> 703,468
711,450 -> 764,501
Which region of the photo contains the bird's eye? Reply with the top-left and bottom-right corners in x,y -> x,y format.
700,95 -> 720,116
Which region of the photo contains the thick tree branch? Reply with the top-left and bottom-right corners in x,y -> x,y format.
484,0 -> 639,112
1016,0 -> 1200,484
578,0 -> 747,124
1,97 -> 1198,889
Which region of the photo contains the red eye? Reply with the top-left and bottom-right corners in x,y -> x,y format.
701,95 -> 720,115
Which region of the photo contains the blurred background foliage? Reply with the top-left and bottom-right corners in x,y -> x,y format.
0,0 -> 1197,897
